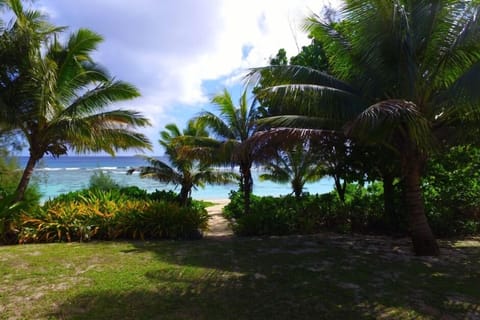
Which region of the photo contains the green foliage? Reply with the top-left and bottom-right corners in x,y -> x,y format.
18,187 -> 208,243
251,0 -> 480,255
0,2 -> 151,201
423,146 -> 480,236
133,121 -> 236,206
0,152 -> 40,244
0,194 -> 24,244
224,192 -> 318,236
149,189 -> 181,203
194,89 -> 261,212
88,171 -> 120,190
224,184 -> 404,237
259,143 -> 324,198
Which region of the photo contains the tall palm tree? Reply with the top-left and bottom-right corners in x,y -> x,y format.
130,122 -> 237,206
1,1 -> 152,201
259,143 -> 324,198
194,89 -> 260,213
250,0 -> 480,256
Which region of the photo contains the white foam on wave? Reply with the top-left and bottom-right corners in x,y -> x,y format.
65,167 -> 81,171
112,170 -> 129,174
86,167 -> 118,171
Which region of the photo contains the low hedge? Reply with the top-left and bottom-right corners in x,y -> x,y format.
17,187 -> 208,243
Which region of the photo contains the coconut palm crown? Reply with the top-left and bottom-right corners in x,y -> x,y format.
259,142 -> 324,198
130,121 -> 238,205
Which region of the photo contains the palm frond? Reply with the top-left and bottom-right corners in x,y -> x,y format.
247,64 -> 356,92
438,61 -> 480,122
347,99 -> 434,153
259,172 -> 290,184
131,156 -> 182,185
61,81 -> 140,117
51,28 -> 104,96
194,111 -> 235,140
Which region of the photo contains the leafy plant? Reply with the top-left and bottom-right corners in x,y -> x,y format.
224,184 -> 404,237
423,146 -> 480,236
89,171 -> 120,190
0,151 -> 41,243
18,188 -> 209,243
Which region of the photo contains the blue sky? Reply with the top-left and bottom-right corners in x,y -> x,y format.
30,0 -> 339,155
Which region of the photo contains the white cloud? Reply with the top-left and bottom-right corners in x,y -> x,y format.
36,0 -> 340,154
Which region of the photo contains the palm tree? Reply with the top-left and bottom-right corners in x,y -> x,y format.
130,122 -> 237,206
250,0 -> 480,256
260,143 -> 324,198
0,0 -> 63,135
194,89 -> 260,213
1,1 -> 152,201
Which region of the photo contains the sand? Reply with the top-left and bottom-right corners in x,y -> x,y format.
203,199 -> 233,238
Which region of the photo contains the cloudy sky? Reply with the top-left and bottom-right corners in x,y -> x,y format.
35,0 -> 339,155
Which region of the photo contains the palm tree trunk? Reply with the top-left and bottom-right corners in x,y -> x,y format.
292,179 -> 303,199
240,164 -> 253,215
382,173 -> 396,232
333,175 -> 346,202
404,160 -> 439,256
179,185 -> 190,206
14,155 -> 38,202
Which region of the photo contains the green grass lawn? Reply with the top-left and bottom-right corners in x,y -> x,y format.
1,234 -> 479,319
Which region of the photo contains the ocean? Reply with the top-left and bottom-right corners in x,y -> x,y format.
15,156 -> 334,202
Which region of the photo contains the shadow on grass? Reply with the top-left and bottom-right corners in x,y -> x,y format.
52,235 -> 480,319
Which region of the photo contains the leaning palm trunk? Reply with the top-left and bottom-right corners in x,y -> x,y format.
14,155 -> 38,202
403,155 -> 439,256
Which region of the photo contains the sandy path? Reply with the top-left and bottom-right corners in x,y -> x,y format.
204,199 -> 233,238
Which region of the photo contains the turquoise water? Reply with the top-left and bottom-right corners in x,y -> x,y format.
17,156 -> 334,202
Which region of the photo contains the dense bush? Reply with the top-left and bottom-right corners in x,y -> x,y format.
224,184 -> 392,236
226,145 -> 480,238
423,145 -> 480,236
17,187 -> 208,243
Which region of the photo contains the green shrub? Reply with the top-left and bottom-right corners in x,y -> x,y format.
423,145 -> 480,236
0,154 -> 41,244
119,186 -> 149,199
224,183 -> 401,237
18,189 -> 208,243
88,171 -> 120,190
123,200 -> 207,240
20,202 -> 106,243
225,192 -> 325,236
149,189 -> 182,203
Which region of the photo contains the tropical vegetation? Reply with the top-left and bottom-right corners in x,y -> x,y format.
0,0 -> 151,202
249,0 -> 480,256
194,89 -> 261,213
129,121 -> 237,205
0,0 -> 479,262
259,142 -> 324,198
